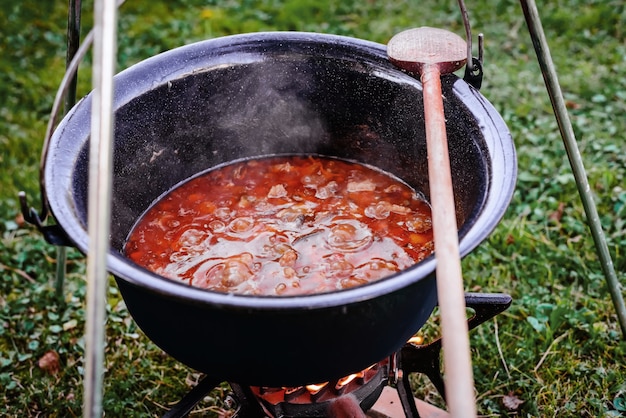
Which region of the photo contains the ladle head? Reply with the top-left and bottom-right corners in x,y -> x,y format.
387,27 -> 467,75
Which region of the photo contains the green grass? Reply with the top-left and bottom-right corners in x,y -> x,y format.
1,0 -> 625,416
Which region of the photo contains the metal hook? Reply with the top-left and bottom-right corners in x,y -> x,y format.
457,0 -> 474,71
457,0 -> 485,89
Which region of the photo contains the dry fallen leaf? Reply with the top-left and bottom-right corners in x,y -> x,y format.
185,372 -> 202,388
38,350 -> 61,375
565,100 -> 581,110
502,391 -> 524,411
506,234 -> 515,245
15,212 -> 25,227
62,319 -> 78,331
548,201 -> 565,223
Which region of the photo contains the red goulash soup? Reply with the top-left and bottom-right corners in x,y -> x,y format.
124,156 -> 434,296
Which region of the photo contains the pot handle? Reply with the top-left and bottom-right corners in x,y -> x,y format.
18,27 -> 95,247
18,192 -> 75,247
20,0 -> 127,246
19,2 -> 124,246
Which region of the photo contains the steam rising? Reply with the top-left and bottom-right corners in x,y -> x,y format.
213,63 -> 327,155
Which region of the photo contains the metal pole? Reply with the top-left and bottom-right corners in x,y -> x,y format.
519,0 -> 626,336
56,0 -> 83,301
83,0 -> 117,415
65,0 -> 82,110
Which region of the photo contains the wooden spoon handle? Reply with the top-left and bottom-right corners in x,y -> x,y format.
388,27 -> 475,416
421,63 -> 477,418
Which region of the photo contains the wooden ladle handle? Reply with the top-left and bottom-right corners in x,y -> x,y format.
388,27 -> 476,418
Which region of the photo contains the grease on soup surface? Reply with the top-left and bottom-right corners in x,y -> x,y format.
124,156 -> 433,296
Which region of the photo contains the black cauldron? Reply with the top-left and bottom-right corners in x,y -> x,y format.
43,32 -> 516,386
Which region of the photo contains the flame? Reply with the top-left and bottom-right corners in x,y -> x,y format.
336,373 -> 359,388
335,364 -> 375,389
408,335 -> 424,345
302,364 -> 379,395
305,382 -> 328,394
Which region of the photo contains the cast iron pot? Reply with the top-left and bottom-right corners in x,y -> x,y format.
43,32 -> 516,387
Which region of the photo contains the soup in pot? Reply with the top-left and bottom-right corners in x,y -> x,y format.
124,155 -> 433,296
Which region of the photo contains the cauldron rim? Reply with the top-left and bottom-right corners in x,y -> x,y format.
45,31 -> 516,311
